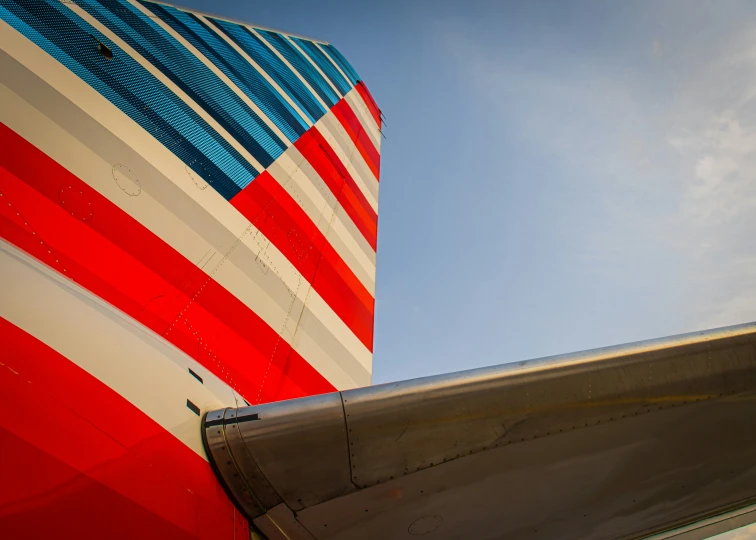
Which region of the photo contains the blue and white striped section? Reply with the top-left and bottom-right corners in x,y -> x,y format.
320,42 -> 360,86
208,18 -> 327,123
0,0 -> 374,205
140,2 -> 309,142
73,0 -> 288,168
291,36 -> 350,96
255,28 -> 339,108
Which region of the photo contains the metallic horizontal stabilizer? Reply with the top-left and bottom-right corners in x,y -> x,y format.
203,322 -> 756,539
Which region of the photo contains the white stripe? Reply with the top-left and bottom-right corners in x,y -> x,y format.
0,81 -> 294,373
247,27 -> 330,112
127,0 -> 295,145
296,156 -> 377,268
0,239 -> 237,459
331,202 -> 377,266
286,36 -> 342,99
0,77 -> 368,390
238,227 -> 374,375
267,149 -> 334,234
345,88 -> 382,150
294,307 -> 364,388
315,42 -> 352,92
267,147 -> 376,268
194,13 -> 313,129
320,111 -> 380,201
300,287 -> 373,375
0,26 -> 372,385
316,118 -> 379,212
330,206 -> 377,268
323,216 -> 376,295
321,111 -> 380,192
62,1 -> 266,174
267,148 -> 376,294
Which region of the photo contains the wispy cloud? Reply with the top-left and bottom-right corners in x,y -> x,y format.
666,24 -> 756,328
652,39 -> 664,58
437,13 -> 756,334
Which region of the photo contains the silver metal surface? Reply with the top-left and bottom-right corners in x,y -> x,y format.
203,393 -> 356,517
253,504 -> 317,540
202,322 -> 756,539
202,408 -> 282,518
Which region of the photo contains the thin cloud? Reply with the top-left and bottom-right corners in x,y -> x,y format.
652,39 -> 663,58
440,13 -> 756,334
667,25 -> 756,329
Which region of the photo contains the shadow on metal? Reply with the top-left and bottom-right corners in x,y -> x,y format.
203,321 -> 756,540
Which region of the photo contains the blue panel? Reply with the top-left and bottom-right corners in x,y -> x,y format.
291,37 -> 350,96
256,29 -> 339,109
0,0 -> 259,199
322,44 -> 361,86
75,0 -> 285,169
142,2 -> 307,142
209,18 -> 325,125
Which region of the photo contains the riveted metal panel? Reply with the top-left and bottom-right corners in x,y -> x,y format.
204,322 -> 756,539
298,390 -> 756,540
342,324 -> 756,487
203,393 -> 356,517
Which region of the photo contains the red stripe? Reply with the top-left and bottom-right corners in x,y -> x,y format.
0,316 -> 246,539
332,99 -> 381,180
0,122 -> 335,404
308,127 -> 378,229
355,81 -> 381,127
295,129 -> 377,250
231,171 -> 375,351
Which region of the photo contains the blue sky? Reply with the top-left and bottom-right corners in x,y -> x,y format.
180,0 -> 756,383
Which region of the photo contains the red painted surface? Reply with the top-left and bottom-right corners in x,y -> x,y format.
296,128 -> 378,250
332,99 -> 381,180
355,81 -> 382,127
0,6 -> 381,538
0,316 -> 248,539
231,169 -> 375,351
0,122 -> 335,404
